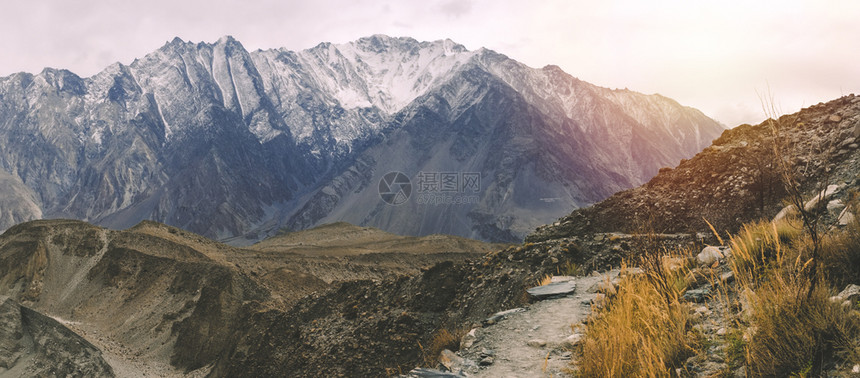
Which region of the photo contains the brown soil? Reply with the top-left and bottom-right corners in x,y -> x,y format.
0,219 -> 501,377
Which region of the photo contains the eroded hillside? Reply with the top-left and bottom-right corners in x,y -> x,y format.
0,219 -> 497,376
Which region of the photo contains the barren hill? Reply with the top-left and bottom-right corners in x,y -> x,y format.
0,219 -> 497,376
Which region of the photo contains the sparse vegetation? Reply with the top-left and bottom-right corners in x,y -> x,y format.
742,271 -> 860,376
577,271 -> 696,376
723,215 -> 860,376
822,194 -> 860,288
422,327 -> 470,367
557,261 -> 581,276
576,209 -> 860,376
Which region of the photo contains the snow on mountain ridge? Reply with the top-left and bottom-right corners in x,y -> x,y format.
289,35 -> 477,113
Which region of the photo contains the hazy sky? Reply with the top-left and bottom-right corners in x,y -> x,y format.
1,0 -> 858,127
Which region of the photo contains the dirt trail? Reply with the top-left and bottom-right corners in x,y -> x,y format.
458,269 -> 620,378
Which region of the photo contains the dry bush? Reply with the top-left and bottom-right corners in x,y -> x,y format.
577,275 -> 696,376
725,215 -> 860,376
744,274 -> 860,376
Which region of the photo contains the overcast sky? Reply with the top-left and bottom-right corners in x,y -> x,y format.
1,0 -> 858,127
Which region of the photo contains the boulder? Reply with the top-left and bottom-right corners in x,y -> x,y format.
593,279 -> 617,296
697,246 -> 724,266
563,333 -> 584,348
827,199 -> 845,211
838,208 -> 855,226
459,328 -> 478,349
803,184 -> 840,212
740,288 -> 757,320
438,349 -> 476,374
527,339 -> 547,348
526,281 -> 576,299
684,269 -> 709,288
773,205 -> 797,222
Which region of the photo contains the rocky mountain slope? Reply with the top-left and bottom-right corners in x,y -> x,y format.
0,219 -> 496,376
0,35 -> 724,242
0,296 -> 113,377
529,94 -> 860,242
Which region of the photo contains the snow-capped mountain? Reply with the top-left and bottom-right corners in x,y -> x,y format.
0,35 -> 725,241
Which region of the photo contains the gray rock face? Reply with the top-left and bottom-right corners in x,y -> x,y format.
0,296 -> 114,377
0,35 -> 724,242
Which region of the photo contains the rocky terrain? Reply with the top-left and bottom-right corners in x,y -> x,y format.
529,94 -> 860,242
0,35 -> 723,242
0,219 -> 499,377
0,296 -> 113,377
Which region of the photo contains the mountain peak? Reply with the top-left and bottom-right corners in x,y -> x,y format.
216,35 -> 239,45
352,34 -> 418,53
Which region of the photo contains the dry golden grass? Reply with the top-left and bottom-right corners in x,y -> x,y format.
724,217 -> 860,376
422,327 -> 469,366
578,214 -> 860,376
728,218 -> 800,286
536,274 -> 553,287
577,274 -> 696,377
742,273 -> 860,376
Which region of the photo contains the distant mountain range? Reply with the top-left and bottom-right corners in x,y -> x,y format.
0,35 -> 725,242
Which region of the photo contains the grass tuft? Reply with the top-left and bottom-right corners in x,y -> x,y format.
577,274 -> 696,376
743,274 -> 860,376
423,327 -> 469,367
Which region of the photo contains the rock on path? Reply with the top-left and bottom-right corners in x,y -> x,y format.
458,269 -> 621,377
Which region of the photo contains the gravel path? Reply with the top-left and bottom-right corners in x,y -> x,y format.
458,269 -> 621,378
